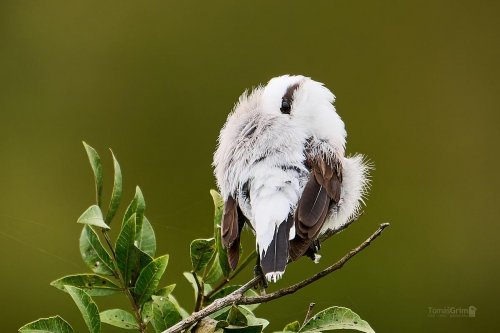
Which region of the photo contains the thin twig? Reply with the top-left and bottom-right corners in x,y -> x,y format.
101,228 -> 146,333
302,303 -> 316,326
163,223 -> 389,333
192,271 -> 204,312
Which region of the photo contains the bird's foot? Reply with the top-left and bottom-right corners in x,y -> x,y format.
305,240 -> 322,263
253,264 -> 268,292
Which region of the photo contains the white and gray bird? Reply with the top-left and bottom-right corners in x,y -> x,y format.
213,75 -> 370,282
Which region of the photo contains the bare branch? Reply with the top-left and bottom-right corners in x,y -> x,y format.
163,223 -> 389,333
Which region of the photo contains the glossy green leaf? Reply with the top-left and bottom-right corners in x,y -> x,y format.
226,305 -> 247,327
123,186 -> 145,230
77,205 -> 109,229
105,150 -> 122,225
115,214 -> 137,286
210,190 -> 231,277
238,306 -> 265,329
190,238 -> 215,272
79,225 -> 115,276
211,305 -> 255,323
136,216 -> 156,257
183,271 -> 199,301
246,317 -> 269,330
141,300 -> 154,324
100,309 -> 138,330
167,294 -> 189,319
283,321 -> 301,332
131,245 -> 154,286
50,274 -> 121,296
134,255 -> 169,305
19,315 -> 73,333
156,284 -> 176,297
299,307 -> 375,333
65,286 -> 100,333
83,142 -> 103,208
205,254 -> 223,284
183,272 -> 211,301
151,295 -> 182,332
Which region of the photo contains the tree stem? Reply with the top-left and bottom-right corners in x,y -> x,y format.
193,271 -> 204,312
101,228 -> 146,333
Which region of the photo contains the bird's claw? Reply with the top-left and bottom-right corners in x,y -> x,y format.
253,264 -> 268,291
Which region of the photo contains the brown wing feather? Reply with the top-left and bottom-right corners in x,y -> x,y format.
290,155 -> 342,260
221,196 -> 245,270
221,196 -> 238,248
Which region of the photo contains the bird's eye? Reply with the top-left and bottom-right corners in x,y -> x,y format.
280,99 -> 291,114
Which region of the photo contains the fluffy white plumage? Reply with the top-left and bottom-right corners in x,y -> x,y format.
213,75 -> 370,281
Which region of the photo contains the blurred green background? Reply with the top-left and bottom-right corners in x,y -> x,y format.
1,0 -> 499,332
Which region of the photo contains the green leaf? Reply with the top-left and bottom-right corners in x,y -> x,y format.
210,305 -> 254,322
83,142 -> 103,208
299,307 -> 375,333
205,255 -> 223,284
77,205 -> 109,229
116,214 -> 137,286
141,300 -> 154,324
283,321 -> 301,332
210,190 -> 231,277
80,225 -> 115,276
19,315 -> 74,333
183,271 -> 198,301
167,294 -> 189,319
123,186 -> 145,231
190,238 -> 215,272
100,309 -> 138,330
183,272 -> 211,301
226,305 -> 247,327
246,317 -> 269,330
131,245 -> 154,286
151,295 -> 182,332
65,286 -> 100,333
134,255 -> 169,305
238,306 -> 264,325
156,284 -> 176,297
50,274 -> 121,296
105,150 -> 122,225
136,216 -> 156,257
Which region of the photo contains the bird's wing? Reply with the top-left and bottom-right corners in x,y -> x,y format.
290,155 -> 342,260
221,195 -> 245,270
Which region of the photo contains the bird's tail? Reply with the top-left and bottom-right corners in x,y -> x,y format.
260,215 -> 294,282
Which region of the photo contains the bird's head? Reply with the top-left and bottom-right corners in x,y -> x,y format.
260,75 -> 346,151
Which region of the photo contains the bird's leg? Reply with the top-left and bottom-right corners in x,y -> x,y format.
313,239 -> 321,251
253,250 -> 268,292
305,239 -> 322,263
